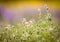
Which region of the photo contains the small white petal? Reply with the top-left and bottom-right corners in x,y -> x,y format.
29,20 -> 33,24
49,28 -> 53,31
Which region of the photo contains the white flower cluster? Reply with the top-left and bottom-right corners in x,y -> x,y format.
25,20 -> 33,27
5,24 -> 14,30
0,5 -> 60,42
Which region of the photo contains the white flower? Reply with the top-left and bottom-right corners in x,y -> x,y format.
25,20 -> 33,27
25,22 -> 29,25
29,20 -> 33,24
7,24 -> 11,27
5,24 -> 12,30
22,32 -> 29,37
25,21 -> 30,26
5,26 -> 9,29
49,28 -> 53,31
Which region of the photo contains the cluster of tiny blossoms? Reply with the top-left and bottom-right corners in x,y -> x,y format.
0,8 -> 60,42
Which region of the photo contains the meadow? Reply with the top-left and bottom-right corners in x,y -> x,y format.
0,7 -> 60,42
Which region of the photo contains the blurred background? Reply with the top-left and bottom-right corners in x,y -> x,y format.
0,0 -> 60,24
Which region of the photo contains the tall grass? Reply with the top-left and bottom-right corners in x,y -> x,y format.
0,8 -> 60,42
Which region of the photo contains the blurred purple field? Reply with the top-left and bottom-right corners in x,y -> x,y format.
0,4 -> 56,24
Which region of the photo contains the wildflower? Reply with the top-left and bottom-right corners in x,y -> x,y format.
29,20 -> 33,24
49,28 -> 53,31
25,21 -> 30,26
21,32 -> 29,40
22,32 -> 29,37
25,22 -> 29,25
25,20 -> 33,27
5,24 -> 12,30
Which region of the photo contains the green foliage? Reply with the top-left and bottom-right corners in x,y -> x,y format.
0,9 -> 60,42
